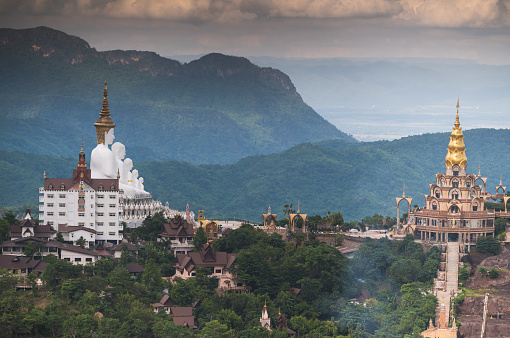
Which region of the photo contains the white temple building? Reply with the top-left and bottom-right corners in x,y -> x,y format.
39,82 -> 194,244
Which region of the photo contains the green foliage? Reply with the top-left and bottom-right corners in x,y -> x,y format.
476,236 -> 500,255
130,212 -> 168,241
478,266 -> 487,276
489,268 -> 500,279
76,236 -> 86,248
495,218 -> 507,236
458,267 -> 470,283
23,242 -> 37,257
193,226 -> 208,251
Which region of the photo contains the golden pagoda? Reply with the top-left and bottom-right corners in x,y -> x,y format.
400,100 -> 500,249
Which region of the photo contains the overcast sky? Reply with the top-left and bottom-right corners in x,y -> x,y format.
1,0 -> 509,64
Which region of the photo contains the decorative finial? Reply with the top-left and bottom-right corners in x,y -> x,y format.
402,184 -> 406,198
94,81 -> 116,144
297,201 -> 300,214
279,307 -> 281,315
268,202 -> 271,215
117,168 -> 120,179
80,135 -> 84,154
454,98 -> 460,128
478,163 -> 481,177
186,203 -> 190,223
43,169 -> 47,179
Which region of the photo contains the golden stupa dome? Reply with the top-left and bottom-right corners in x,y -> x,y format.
445,99 -> 467,168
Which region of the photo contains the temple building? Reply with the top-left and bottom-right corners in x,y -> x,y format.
39,82 -> 193,245
400,100 -> 499,247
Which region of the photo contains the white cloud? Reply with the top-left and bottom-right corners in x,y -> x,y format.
1,0 -> 509,27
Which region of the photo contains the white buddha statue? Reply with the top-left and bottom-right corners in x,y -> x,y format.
112,142 -> 127,184
90,82 -> 117,180
138,177 -> 146,193
123,158 -> 137,197
132,169 -> 141,194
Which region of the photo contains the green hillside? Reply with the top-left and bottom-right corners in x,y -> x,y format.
2,128 -> 509,221
0,27 -> 352,164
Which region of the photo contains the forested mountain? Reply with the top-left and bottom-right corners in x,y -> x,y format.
2,128 -> 509,221
0,26 -> 352,164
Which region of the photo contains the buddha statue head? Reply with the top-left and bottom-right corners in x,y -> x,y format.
94,81 -> 116,145
112,142 -> 126,160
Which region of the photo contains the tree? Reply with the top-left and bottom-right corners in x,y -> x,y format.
76,236 -> 86,248
494,218 -> 506,236
56,232 -> 65,242
200,320 -> 230,337
193,226 -> 208,251
0,218 -> 9,241
476,236 -> 500,255
23,242 -> 37,257
489,268 -> 500,279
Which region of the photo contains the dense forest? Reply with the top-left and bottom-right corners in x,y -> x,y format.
2,128 -> 510,221
0,27 -> 352,164
0,212 -> 440,337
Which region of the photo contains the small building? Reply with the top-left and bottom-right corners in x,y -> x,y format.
0,255 -> 47,277
9,209 -> 55,241
174,243 -> 240,291
348,289 -> 372,305
125,263 -> 144,277
159,214 -> 195,255
59,244 -> 99,265
111,241 -> 141,259
57,224 -> 97,248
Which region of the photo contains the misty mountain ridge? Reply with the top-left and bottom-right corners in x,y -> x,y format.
0,26 -> 353,164
2,128 -> 510,222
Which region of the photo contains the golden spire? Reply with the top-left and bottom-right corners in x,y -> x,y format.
94,81 -> 116,144
80,135 -> 84,155
402,184 -> 406,198
445,99 -> 467,168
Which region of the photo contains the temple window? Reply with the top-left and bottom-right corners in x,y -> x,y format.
472,205 -> 478,211
432,204 -> 437,210
466,181 -> 471,187
48,185 -> 53,190
98,185 -> 104,191
450,205 -> 459,213
60,184 -> 65,190
110,185 -> 115,190
453,170 -> 459,176
453,193 -> 459,200
436,192 -> 440,198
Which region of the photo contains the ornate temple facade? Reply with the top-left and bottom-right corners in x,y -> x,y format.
401,101 -> 500,246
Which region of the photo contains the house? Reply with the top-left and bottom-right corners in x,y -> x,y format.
9,209 -> 55,241
125,263 -> 144,277
174,243 -> 242,291
57,224 -> 97,248
0,255 -> 47,277
153,295 -> 196,327
348,289 -> 372,305
111,241 -> 141,258
159,214 -> 195,255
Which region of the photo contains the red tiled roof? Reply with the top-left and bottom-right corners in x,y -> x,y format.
125,263 -> 144,273
171,307 -> 192,317
175,243 -> 237,271
44,178 -> 118,192
172,316 -> 195,327
0,255 -> 46,271
58,224 -> 97,234
112,242 -> 139,251
159,215 -> 194,238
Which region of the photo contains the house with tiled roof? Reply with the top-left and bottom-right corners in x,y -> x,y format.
153,295 -> 196,328
57,224 -> 97,248
0,255 -> 47,277
111,241 -> 141,258
174,243 -> 243,291
9,209 -> 55,241
159,214 -> 195,255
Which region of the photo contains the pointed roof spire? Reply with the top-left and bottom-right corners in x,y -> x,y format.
94,81 -> 116,144
478,163 -> 481,177
402,184 -> 406,198
268,202 -> 271,215
43,169 -> 47,179
500,174 -> 503,186
297,201 -> 300,213
455,97 -> 460,128
80,135 -> 84,155
117,168 -> 120,179
186,203 -> 190,223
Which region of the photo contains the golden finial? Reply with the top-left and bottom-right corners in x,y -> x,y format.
268,202 -> 271,215
94,81 -> 116,144
117,168 -> 120,179
297,201 -> 300,214
478,163 -> 481,177
80,135 -> 84,154
454,98 -> 460,128
43,169 -> 47,179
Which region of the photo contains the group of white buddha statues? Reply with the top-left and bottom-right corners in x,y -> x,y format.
90,128 -> 148,197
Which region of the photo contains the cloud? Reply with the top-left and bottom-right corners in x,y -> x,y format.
1,0 -> 509,27
397,0 -> 509,28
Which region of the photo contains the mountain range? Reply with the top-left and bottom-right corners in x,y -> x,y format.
0,26 -> 353,164
2,128 -> 509,221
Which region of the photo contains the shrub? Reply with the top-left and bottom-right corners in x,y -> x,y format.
488,268 -> 500,279
476,236 -> 500,255
478,266 -> 487,276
